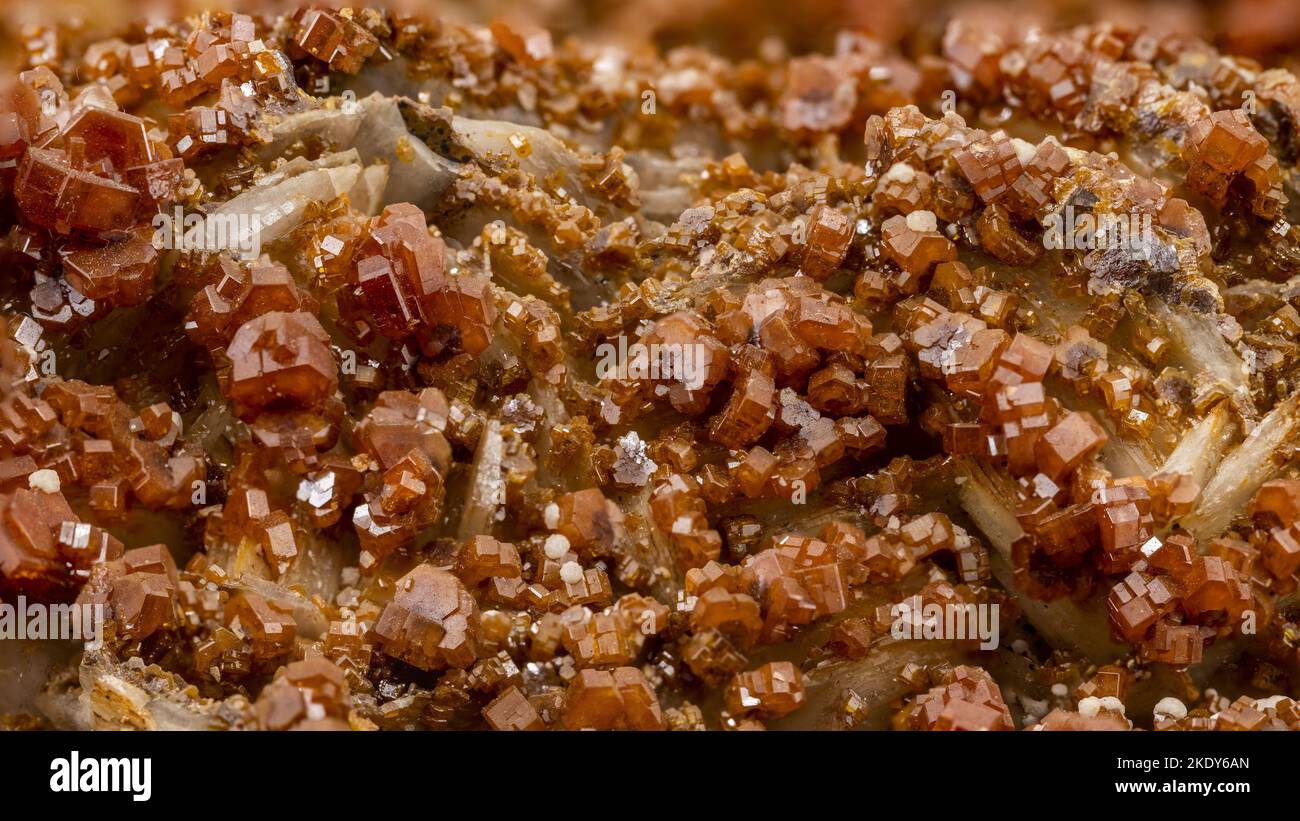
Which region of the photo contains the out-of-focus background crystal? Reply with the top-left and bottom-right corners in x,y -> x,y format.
0,0 -> 1297,69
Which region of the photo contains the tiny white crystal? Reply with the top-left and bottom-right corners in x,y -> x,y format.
559,561 -> 583,585
28,469 -> 60,494
905,209 -> 937,233
544,533 -> 571,560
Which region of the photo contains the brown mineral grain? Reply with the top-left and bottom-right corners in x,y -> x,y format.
725,661 -> 805,719
374,564 -> 480,671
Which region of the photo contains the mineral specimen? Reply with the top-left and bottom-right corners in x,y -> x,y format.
0,2 -> 1295,738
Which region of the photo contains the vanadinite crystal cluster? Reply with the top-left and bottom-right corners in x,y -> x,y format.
4,2 -> 1300,732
